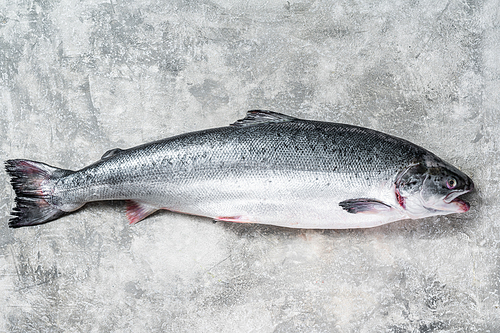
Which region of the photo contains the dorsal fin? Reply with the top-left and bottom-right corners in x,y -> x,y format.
231,110 -> 297,127
101,148 -> 123,160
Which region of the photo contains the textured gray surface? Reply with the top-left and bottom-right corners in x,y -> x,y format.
0,0 -> 498,332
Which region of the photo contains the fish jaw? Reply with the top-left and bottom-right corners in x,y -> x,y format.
425,196 -> 471,214
451,197 -> 470,213
402,189 -> 472,219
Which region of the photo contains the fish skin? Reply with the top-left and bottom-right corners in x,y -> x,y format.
5,110 -> 474,229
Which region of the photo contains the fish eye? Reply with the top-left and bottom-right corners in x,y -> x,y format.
446,178 -> 457,189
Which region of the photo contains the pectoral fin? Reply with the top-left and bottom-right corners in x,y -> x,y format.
126,200 -> 160,224
339,199 -> 393,214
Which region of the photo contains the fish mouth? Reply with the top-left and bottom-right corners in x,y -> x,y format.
437,193 -> 470,213
449,197 -> 470,213
422,194 -> 471,214
444,191 -> 465,204
443,182 -> 474,213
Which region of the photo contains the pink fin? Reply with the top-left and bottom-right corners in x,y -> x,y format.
126,200 -> 159,225
215,215 -> 250,223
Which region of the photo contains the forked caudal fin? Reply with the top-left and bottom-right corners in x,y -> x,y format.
5,159 -> 73,228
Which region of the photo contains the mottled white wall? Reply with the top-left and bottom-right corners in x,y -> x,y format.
1,0 -> 498,332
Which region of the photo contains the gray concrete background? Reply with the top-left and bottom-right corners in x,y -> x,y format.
0,0 -> 498,332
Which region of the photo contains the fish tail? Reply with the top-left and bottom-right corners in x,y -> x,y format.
5,159 -> 74,228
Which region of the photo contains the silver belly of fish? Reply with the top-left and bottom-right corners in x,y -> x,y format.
5,110 -> 474,229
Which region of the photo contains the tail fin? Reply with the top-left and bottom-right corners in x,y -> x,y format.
5,159 -> 73,228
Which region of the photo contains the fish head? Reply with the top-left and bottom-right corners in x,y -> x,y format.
395,158 -> 474,219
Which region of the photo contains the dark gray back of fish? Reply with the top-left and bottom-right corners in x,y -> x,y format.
58,119 -> 427,205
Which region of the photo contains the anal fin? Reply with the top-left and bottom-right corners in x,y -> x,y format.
126,200 -> 160,224
339,198 -> 392,214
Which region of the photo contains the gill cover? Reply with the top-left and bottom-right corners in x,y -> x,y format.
395,163 -> 427,210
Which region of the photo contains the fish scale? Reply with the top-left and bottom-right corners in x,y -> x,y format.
5,110 -> 473,228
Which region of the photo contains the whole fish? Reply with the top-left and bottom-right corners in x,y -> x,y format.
5,110 -> 473,229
